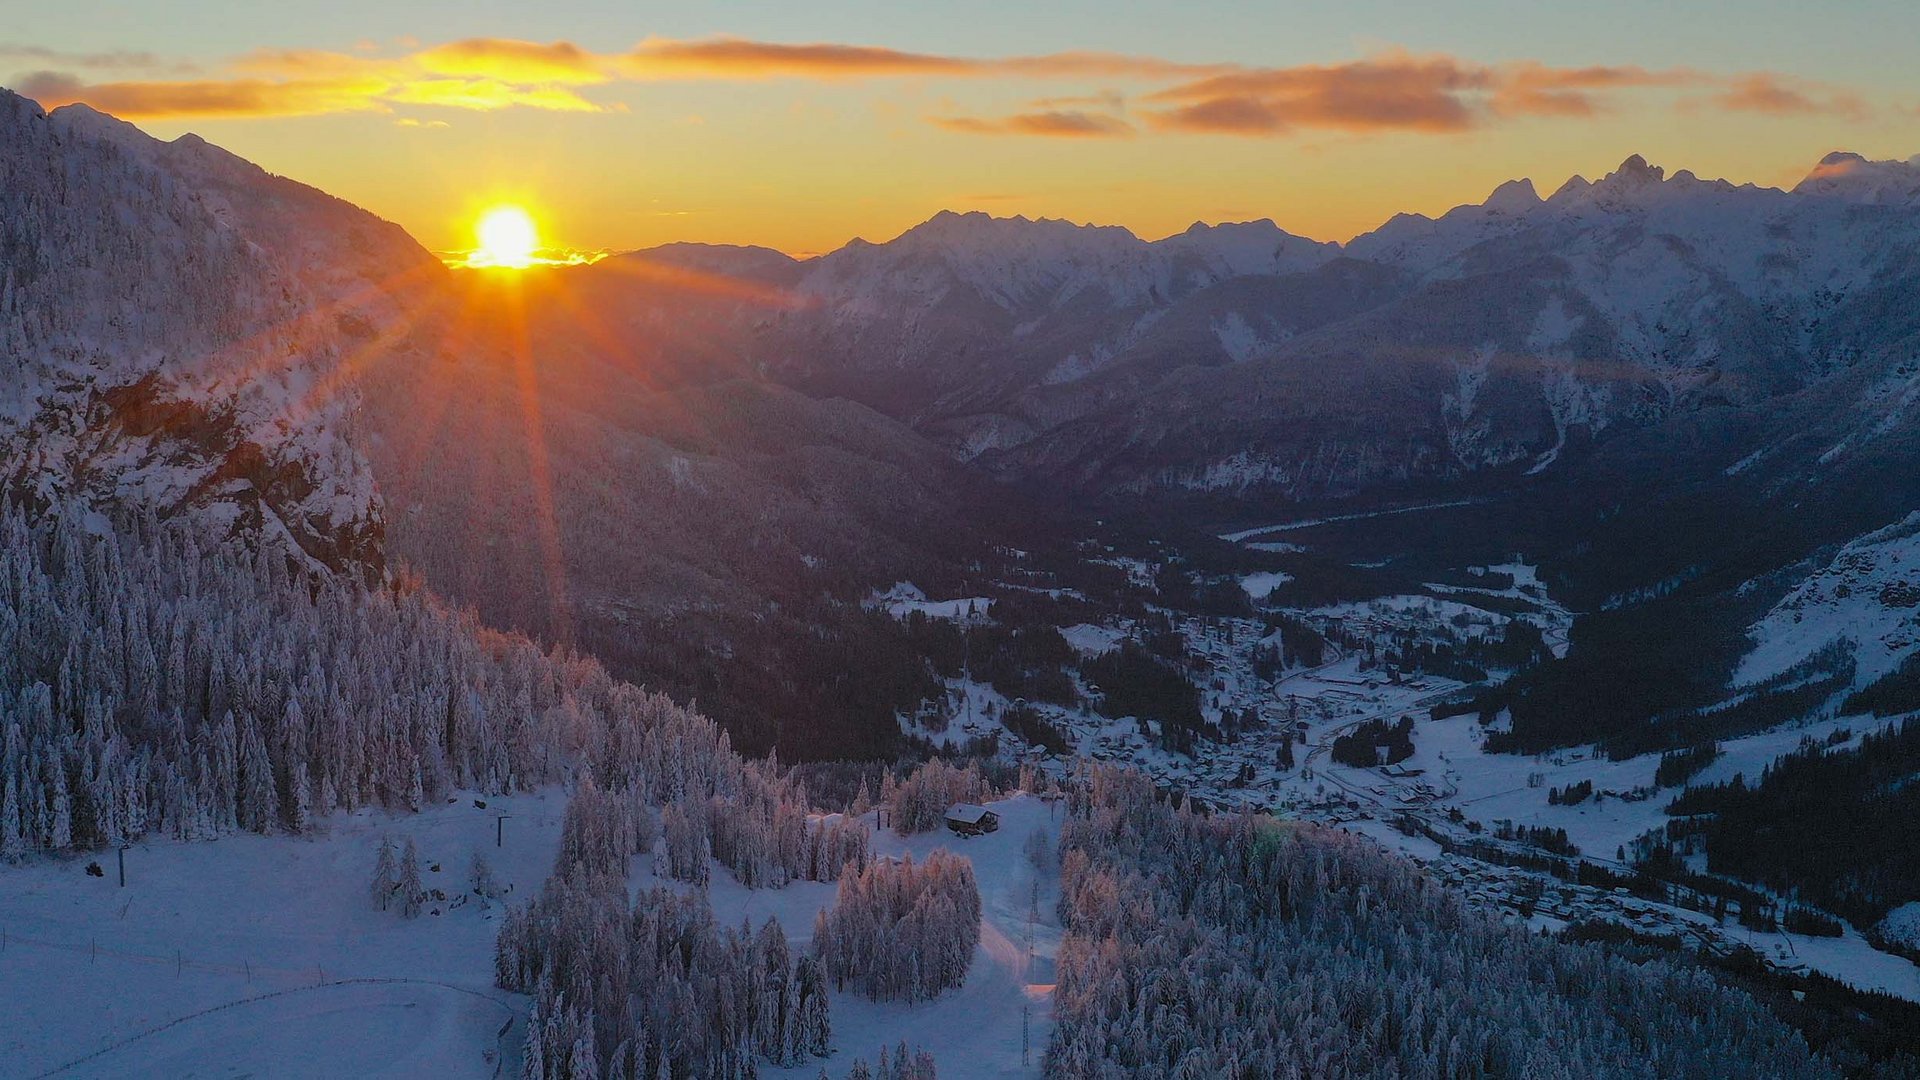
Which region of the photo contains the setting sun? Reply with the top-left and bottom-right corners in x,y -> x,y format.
473,205 -> 539,268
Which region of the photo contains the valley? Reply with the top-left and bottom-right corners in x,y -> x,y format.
3,77 -> 1920,1077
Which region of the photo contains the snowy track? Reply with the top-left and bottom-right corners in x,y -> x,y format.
34,978 -> 517,1079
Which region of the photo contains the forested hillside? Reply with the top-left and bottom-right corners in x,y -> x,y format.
1049,766 -> 1831,1078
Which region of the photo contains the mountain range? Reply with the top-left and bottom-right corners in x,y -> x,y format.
6,84 -> 1919,759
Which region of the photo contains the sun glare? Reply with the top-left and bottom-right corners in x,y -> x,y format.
474,205 -> 539,268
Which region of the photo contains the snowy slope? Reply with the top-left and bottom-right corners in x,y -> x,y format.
1736,511 -> 1920,688
0,91 -> 384,574
0,788 -> 1059,1079
0,788 -> 569,1077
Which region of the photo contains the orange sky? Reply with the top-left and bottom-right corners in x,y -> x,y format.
8,22 -> 1919,255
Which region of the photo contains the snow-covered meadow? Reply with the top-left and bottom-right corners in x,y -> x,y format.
0,790 -> 1060,1078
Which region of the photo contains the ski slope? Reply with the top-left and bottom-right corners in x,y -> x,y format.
0,790 -> 1058,1079
0,790 -> 567,1078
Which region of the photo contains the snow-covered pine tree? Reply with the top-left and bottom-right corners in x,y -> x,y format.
370,835 -> 397,911
471,849 -> 500,903
399,836 -> 423,918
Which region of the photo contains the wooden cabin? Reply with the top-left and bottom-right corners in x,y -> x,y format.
945,803 -> 1000,837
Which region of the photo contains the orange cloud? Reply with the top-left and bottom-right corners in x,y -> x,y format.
17,41 -> 612,119
1145,54 -> 1488,134
1492,62 -> 1701,118
623,37 -> 977,78
8,35 -> 1876,135
1028,90 -> 1127,111
1147,95 -> 1285,134
619,37 -> 1224,81
1709,73 -> 1867,118
933,109 -> 1134,137
1145,54 -> 1710,135
16,70 -> 393,119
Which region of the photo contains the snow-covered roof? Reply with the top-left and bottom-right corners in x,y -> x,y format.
946,803 -> 995,824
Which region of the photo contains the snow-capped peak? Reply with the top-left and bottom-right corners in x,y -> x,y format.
1482,178 -> 1541,214
1793,150 -> 1920,205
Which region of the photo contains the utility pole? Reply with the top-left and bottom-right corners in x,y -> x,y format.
1024,878 -> 1038,1068
118,845 -> 128,887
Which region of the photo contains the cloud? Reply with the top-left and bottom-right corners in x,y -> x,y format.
0,44 -> 195,74
415,38 -> 610,85
1028,90 -> 1126,111
6,34 -> 1875,136
1147,95 -> 1286,134
623,37 -> 977,79
18,41 -> 612,119
16,70 -> 394,119
1146,54 -> 1488,134
1708,73 -> 1867,118
1491,62 -> 1701,118
1140,54 -> 1718,135
933,109 -> 1134,137
619,37 -> 1223,81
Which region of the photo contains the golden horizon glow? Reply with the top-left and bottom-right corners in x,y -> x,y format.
471,205 -> 540,269
32,25 -> 1914,258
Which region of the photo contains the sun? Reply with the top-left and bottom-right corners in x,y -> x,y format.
473,205 -> 539,268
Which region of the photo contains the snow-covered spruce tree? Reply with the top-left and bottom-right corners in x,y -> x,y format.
860,1043 -> 936,1080
813,850 -> 981,1002
471,849 -> 500,904
398,836 -> 423,919
1044,762 -> 1834,1079
370,835 -> 398,911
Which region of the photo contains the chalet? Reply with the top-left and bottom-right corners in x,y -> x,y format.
945,803 -> 1000,837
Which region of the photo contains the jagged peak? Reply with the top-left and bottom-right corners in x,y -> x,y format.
1483,178 -> 1541,213
1549,174 -> 1593,200
1599,154 -> 1665,189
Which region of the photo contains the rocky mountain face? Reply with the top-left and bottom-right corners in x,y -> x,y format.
538,152 -> 1920,516
0,91 -> 384,576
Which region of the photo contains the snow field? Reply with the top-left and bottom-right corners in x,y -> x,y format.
0,790 -> 1058,1079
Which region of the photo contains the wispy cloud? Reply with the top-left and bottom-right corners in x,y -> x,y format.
618,37 -> 1225,81
5,34 -> 1877,134
414,38 -> 610,85
1704,73 -> 1866,118
1028,90 -> 1127,111
17,70 -> 393,119
933,109 -> 1134,137
1143,53 -> 1706,135
0,43 -> 196,74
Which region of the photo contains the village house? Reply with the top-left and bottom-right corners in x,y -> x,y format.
944,803 -> 1000,837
